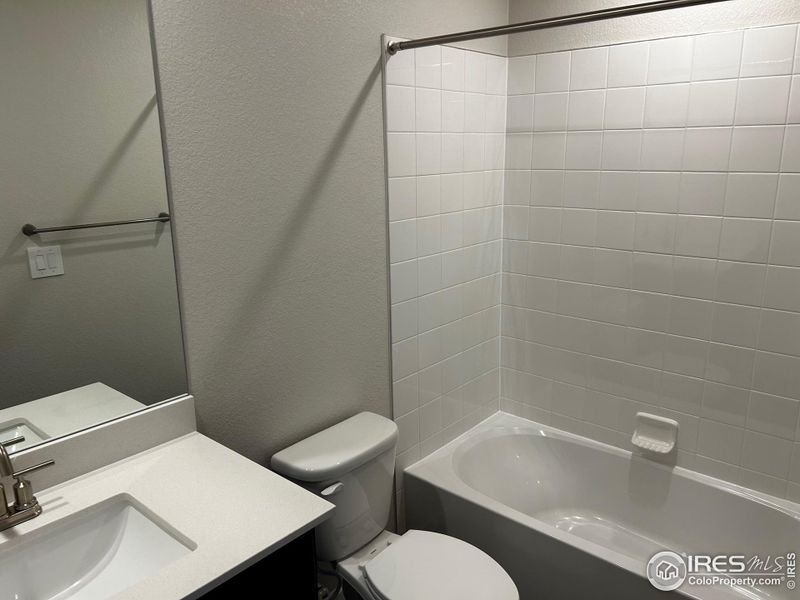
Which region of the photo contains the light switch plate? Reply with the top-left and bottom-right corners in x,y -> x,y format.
27,245 -> 64,279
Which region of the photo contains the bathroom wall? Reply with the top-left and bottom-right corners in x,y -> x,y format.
385,44 -> 507,477
149,0 -> 509,463
500,22 -> 800,500
0,0 -> 186,406
508,0 -> 800,56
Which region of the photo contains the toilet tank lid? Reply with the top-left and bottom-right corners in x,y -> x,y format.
270,412 -> 398,482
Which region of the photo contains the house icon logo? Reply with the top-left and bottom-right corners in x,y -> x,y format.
647,551 -> 688,591
657,561 -> 679,580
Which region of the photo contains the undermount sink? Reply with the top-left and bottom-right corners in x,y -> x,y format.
0,419 -> 49,452
0,495 -> 195,599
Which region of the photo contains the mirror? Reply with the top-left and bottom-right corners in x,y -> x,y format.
0,0 -> 187,451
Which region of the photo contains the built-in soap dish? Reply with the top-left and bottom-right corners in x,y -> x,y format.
631,412 -> 678,454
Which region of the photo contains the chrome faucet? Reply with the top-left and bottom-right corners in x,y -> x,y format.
0,436 -> 54,531
0,439 -> 14,478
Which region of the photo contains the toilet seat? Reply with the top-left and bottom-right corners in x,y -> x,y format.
362,530 -> 518,600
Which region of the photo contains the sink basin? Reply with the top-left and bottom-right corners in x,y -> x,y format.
0,495 -> 195,599
0,419 -> 49,452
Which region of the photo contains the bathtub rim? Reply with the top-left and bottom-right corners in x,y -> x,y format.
404,410 -> 800,599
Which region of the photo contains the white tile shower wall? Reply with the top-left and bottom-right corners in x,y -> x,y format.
385,43 -> 507,486
501,23 -> 800,501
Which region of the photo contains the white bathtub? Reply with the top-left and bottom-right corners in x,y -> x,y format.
404,412 -> 799,600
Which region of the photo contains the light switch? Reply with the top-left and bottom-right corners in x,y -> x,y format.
27,246 -> 64,279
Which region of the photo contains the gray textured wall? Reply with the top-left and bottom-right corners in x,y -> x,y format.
0,0 -> 186,408
149,0 -> 509,463
508,0 -> 800,55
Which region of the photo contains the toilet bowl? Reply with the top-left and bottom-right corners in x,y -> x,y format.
336,529 -> 517,600
271,412 -> 518,600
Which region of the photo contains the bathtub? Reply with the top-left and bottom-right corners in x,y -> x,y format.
403,412 -> 799,600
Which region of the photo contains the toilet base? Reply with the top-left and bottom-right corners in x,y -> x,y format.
335,530 -> 400,600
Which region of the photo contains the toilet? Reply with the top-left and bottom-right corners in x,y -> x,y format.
271,412 -> 518,600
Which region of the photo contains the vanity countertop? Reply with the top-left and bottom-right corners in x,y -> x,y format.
0,431 -> 334,599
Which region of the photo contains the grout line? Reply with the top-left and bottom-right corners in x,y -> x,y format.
499,361 -> 794,447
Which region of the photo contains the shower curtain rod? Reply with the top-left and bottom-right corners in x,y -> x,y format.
386,0 -> 730,54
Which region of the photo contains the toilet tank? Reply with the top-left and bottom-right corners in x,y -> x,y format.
271,412 -> 398,561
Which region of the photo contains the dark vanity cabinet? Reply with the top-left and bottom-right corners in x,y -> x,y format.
201,531 -> 318,599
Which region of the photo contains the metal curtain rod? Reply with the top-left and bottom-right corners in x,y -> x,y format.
22,212 -> 170,236
386,0 -> 730,54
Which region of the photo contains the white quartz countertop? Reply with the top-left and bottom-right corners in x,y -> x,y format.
0,431 -> 334,599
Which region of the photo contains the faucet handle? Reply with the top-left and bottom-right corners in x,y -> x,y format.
1,436 -> 24,446
0,437 -> 54,477
0,436 -> 25,449
11,460 -> 53,513
0,451 -> 54,531
13,459 -> 54,479
13,478 -> 37,511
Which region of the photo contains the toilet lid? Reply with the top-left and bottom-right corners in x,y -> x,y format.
363,530 -> 518,600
